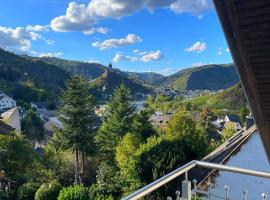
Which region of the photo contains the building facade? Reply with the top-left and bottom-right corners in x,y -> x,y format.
0,94 -> 16,111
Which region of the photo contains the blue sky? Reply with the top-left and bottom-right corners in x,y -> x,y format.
0,0 -> 233,75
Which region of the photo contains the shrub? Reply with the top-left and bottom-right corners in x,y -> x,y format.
57,185 -> 89,200
17,183 -> 40,200
35,180 -> 62,200
89,184 -> 114,200
0,189 -> 17,200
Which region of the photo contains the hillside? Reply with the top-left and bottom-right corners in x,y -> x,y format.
0,48 -> 69,103
187,83 -> 247,111
35,57 -> 107,80
162,64 -> 239,91
37,56 -> 164,86
90,70 -> 151,97
124,71 -> 164,85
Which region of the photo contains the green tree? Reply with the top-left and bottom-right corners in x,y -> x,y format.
165,111 -> 196,142
165,111 -> 208,155
53,76 -> 97,184
222,122 -> 235,141
58,185 -> 89,200
35,181 -> 62,200
132,110 -> 155,141
0,133 -> 34,183
199,107 -> 214,130
136,140 -> 200,198
17,183 -> 40,200
115,133 -> 142,193
95,84 -> 135,154
21,109 -> 45,141
240,106 -> 250,126
94,161 -> 123,197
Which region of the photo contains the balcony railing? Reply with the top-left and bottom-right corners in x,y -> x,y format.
122,160 -> 270,200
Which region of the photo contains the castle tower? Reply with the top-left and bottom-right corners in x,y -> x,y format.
108,62 -> 112,70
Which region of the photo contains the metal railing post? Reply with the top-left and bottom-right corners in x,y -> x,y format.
243,190 -> 248,200
175,190 -> 181,200
193,179 -> 197,200
262,193 -> 267,200
208,183 -> 213,200
182,180 -> 191,200
224,185 -> 229,200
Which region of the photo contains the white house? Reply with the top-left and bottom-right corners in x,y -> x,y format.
224,114 -> 242,132
0,94 -> 16,111
1,107 -> 21,133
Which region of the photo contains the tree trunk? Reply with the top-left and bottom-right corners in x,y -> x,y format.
75,148 -> 79,184
81,151 -> 85,184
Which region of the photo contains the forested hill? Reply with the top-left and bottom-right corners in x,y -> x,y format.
161,64 -> 239,91
187,83 -> 247,111
36,57 -> 107,80
90,70 -> 151,96
36,57 -> 152,95
0,48 -> 69,103
124,71 -> 164,85
36,57 -> 164,85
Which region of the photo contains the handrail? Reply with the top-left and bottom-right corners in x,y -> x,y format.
196,161 -> 270,179
122,160 -> 270,200
122,160 -> 196,200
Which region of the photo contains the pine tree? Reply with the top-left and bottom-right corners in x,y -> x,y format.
22,109 -> 44,141
132,110 -> 155,141
53,76 -> 97,184
95,84 -> 135,154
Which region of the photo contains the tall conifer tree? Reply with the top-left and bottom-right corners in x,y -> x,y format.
96,84 -> 135,154
54,76 -> 97,184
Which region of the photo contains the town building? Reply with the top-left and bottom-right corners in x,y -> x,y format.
1,107 -> 21,133
0,119 -> 14,135
31,102 -> 56,121
0,93 -> 16,112
150,112 -> 172,128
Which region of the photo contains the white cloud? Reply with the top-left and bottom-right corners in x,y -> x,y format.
0,26 -> 41,52
26,25 -> 50,32
185,41 -> 207,53
45,39 -> 55,45
88,0 -> 146,18
133,49 -> 148,55
113,53 -> 138,63
92,34 -> 142,50
141,50 -> 163,62
85,57 -> 100,63
29,51 -> 63,57
88,0 -> 212,18
159,67 -> 177,76
50,0 -> 212,33
138,51 -> 148,56
192,62 -> 204,67
216,47 -> 230,55
170,0 -> 213,15
50,2 -> 94,33
83,26 -> 110,35
217,47 -> 223,55
38,52 -> 63,57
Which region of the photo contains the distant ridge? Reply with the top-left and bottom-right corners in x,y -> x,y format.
161,64 -> 239,91
36,57 -> 107,80
0,48 -> 69,103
